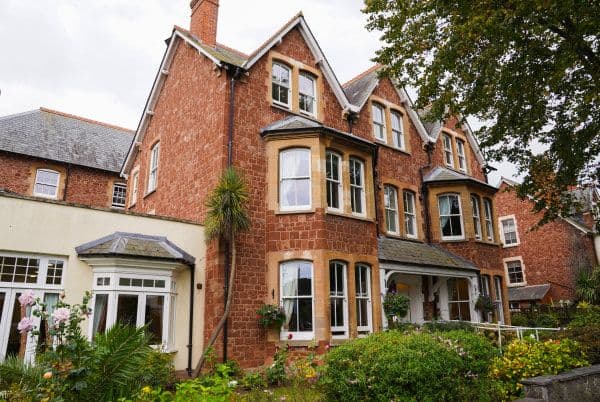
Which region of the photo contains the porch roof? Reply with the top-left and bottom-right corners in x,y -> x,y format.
378,237 -> 478,272
508,284 -> 551,301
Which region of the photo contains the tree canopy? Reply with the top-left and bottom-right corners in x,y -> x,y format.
364,0 -> 599,224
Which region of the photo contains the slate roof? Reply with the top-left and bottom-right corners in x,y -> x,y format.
508,284 -> 551,302
76,232 -> 195,265
378,237 -> 478,271
423,166 -> 498,191
342,66 -> 379,107
0,108 -> 133,173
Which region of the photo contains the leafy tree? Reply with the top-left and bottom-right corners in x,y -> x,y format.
364,0 -> 600,225
195,167 -> 250,373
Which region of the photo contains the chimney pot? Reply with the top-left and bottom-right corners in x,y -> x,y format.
190,0 -> 219,47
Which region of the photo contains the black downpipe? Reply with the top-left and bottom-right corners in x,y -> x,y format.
419,142 -> 435,243
223,66 -> 243,362
186,264 -> 195,377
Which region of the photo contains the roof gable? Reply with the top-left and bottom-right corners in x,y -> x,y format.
0,108 -> 132,173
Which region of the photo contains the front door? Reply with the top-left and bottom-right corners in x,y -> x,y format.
0,289 -> 27,361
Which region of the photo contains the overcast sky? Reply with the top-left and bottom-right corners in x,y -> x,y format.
0,0 -> 517,183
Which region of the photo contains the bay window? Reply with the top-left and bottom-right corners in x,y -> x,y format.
403,191 -> 417,238
325,151 -> 342,211
34,169 -> 60,199
279,148 -> 311,210
372,103 -> 386,142
471,195 -> 482,240
280,261 -> 314,340
299,72 -> 316,116
272,62 -> 291,107
391,112 -> 405,150
384,185 -> 399,235
329,261 -> 348,338
355,264 -> 372,334
349,158 -> 365,215
438,194 -> 464,240
483,198 -> 494,242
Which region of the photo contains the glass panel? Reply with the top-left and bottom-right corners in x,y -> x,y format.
7,293 -> 24,358
297,264 -> 312,296
116,295 -> 138,327
298,298 -> 313,331
357,299 -> 368,327
92,294 -> 109,337
0,292 -> 5,324
145,295 -> 164,344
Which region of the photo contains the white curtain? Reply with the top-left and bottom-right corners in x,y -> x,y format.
281,264 -> 299,329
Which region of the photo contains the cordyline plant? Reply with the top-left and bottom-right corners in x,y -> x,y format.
195,167 -> 250,373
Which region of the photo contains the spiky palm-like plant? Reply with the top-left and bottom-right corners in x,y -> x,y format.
576,267 -> 600,304
196,167 -> 250,373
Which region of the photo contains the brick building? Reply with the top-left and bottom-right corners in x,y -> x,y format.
495,178 -> 599,310
120,0 -> 510,368
0,107 -> 132,209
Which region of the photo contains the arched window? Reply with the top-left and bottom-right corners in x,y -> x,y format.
355,264 -> 372,334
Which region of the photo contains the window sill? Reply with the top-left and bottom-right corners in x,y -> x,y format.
502,243 -> 520,248
440,237 -> 466,243
507,282 -> 527,288
277,340 -> 315,347
33,193 -> 59,200
276,208 -> 315,215
143,189 -> 156,199
325,210 -> 374,223
385,233 -> 423,242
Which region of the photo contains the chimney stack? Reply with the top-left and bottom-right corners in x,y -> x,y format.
190,0 -> 219,47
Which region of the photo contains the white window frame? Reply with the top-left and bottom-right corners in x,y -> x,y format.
129,169 -> 139,207
503,257 -> 527,287
371,103 -> 386,142
479,274 -> 492,322
499,215 -> 520,247
329,261 -> 348,339
33,169 -> 60,199
438,194 -> 465,241
349,157 -> 366,217
442,134 -> 454,168
494,276 -> 505,324
279,148 -> 312,211
298,72 -> 317,117
384,185 -> 399,235
89,269 -> 176,349
111,183 -> 127,209
483,198 -> 494,242
148,142 -> 160,193
391,111 -> 405,150
272,62 -> 292,109
403,190 -> 418,239
279,261 -> 314,341
355,264 -> 373,334
447,278 -> 472,321
471,195 -> 482,240
325,151 -> 343,212
456,139 -> 467,172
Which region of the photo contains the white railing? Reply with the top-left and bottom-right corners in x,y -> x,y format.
473,322 -> 562,350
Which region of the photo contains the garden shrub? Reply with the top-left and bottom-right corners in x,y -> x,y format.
490,338 -> 588,400
509,313 -> 528,327
569,304 -> 600,328
319,330 -> 500,401
560,326 -> 600,364
422,320 -> 475,332
240,371 -> 267,390
265,346 -> 288,386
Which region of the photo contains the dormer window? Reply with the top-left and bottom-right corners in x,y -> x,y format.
442,134 -> 454,167
34,169 -> 60,199
299,72 -> 316,116
456,139 -> 467,172
391,112 -> 405,150
272,62 -> 291,108
372,103 -> 386,142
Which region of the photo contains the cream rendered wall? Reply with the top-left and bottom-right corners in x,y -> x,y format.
0,194 -> 205,370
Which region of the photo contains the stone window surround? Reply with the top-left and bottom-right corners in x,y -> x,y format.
267,51 -> 324,121
129,166 -> 140,207
380,179 -> 421,241
503,256 -> 527,287
498,214 -> 521,247
368,95 -> 410,154
146,141 -> 160,195
440,129 -> 470,175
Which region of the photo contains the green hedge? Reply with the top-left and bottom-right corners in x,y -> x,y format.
319,330 -> 500,401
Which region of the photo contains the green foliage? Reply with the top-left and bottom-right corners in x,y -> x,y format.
0,356 -> 45,397
382,292 -> 410,322
510,310 -> 560,328
265,347 -> 288,386
319,330 -> 500,401
569,303 -> 600,328
364,0 -> 600,224
560,326 -> 600,364
510,313 -> 529,327
240,371 -> 267,391
490,338 -> 588,399
475,295 -> 495,313
175,363 -> 237,401
256,304 -> 286,329
233,385 -> 323,402
576,266 -> 600,304
422,320 -> 475,333
204,167 -> 251,242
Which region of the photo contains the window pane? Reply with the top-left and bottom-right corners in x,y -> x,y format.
145,295 -> 164,343
299,74 -> 314,96
92,294 -> 109,337
298,298 -> 313,331
116,295 -> 138,327
6,293 -> 24,357
357,299 -> 368,327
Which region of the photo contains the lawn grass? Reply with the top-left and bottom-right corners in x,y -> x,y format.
232,386 -> 323,401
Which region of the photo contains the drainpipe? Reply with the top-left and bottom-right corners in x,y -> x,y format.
223,65 -> 244,362
63,163 -> 71,201
186,264 -> 195,377
419,142 -> 435,243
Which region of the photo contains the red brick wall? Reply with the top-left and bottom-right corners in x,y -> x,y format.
496,183 -> 597,301
0,151 -> 121,208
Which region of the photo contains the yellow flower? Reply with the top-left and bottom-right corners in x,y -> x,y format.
141,386 -> 152,394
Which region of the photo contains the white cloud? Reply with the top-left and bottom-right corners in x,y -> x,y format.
0,0 -> 517,180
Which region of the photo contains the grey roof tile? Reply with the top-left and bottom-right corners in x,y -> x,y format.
0,108 -> 133,173
424,166 -> 497,190
343,68 -> 378,107
508,284 -> 551,301
378,237 -> 477,270
76,232 -> 195,265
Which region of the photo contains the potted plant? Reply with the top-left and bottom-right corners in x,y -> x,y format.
256,304 -> 287,329
383,292 -> 410,327
475,295 -> 495,321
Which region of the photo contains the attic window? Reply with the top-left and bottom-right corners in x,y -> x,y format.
34,169 -> 60,199
442,134 -> 454,168
299,72 -> 316,116
372,103 -> 386,142
111,183 -> 127,209
272,62 -> 291,108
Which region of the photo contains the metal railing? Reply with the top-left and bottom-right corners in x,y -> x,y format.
473,322 -> 561,350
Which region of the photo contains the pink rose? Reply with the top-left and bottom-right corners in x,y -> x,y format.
18,290 -> 36,307
52,307 -> 70,324
287,333 -> 293,340
17,317 -> 35,334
